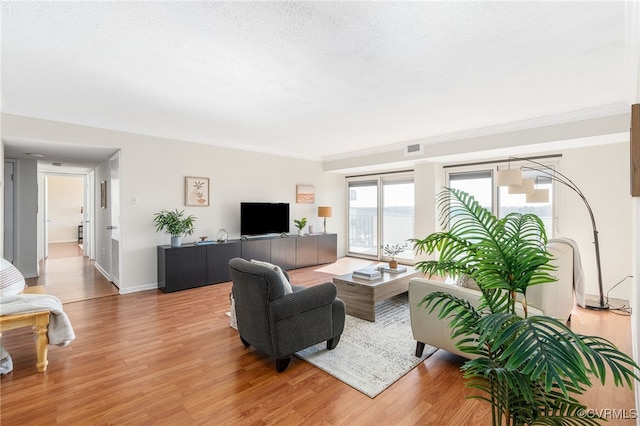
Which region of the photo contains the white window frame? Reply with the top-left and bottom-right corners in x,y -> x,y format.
346,171 -> 415,262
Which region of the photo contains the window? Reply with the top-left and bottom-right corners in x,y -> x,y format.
449,171 -> 493,212
347,174 -> 415,261
498,171 -> 554,235
447,162 -> 556,237
382,178 -> 414,261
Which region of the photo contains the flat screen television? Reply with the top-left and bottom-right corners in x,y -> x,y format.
241,202 -> 290,236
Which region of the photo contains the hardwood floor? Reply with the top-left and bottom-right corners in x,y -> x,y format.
25,242 -> 119,304
1,258 -> 636,425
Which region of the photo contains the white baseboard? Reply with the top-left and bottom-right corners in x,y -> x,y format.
118,283 -> 158,294
93,262 -> 111,282
93,262 -> 157,294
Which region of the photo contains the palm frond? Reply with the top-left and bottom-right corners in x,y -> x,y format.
411,187 -> 639,425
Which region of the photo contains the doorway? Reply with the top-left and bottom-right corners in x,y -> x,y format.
45,174 -> 85,260
26,171 -> 119,303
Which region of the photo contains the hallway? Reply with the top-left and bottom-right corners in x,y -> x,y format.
25,242 -> 119,304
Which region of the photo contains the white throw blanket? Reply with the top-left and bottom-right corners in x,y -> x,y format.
548,238 -> 586,308
0,294 -> 76,346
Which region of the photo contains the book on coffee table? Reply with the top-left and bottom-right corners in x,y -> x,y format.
381,265 -> 408,273
352,267 -> 382,280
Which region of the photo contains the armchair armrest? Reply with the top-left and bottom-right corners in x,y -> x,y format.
270,282 -> 337,322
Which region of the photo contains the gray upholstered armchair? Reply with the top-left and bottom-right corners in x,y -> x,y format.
228,258 -> 345,372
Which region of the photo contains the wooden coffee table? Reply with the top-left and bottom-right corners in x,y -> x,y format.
332,266 -> 419,322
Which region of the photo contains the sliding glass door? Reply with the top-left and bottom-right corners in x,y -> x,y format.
347,174 -> 415,262
382,178 -> 414,261
348,180 -> 378,257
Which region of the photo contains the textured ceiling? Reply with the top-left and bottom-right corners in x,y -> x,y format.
1,1 -> 637,166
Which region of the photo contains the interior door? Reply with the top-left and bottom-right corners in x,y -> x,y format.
83,171 -> 94,259
109,152 -> 121,288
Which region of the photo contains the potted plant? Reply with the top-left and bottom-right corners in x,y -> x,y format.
411,188 -> 638,425
381,243 -> 408,269
153,209 -> 196,247
294,217 -> 307,236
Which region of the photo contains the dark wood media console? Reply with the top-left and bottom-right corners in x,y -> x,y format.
157,233 -> 337,293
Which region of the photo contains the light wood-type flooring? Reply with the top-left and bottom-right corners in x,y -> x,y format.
25,242 -> 120,303
1,255 -> 636,425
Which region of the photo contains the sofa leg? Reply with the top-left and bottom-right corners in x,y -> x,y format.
240,336 -> 250,347
327,335 -> 341,350
276,357 -> 291,373
415,341 -> 425,357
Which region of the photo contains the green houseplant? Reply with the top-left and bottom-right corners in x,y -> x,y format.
381,242 -> 408,269
153,209 -> 196,247
412,188 -> 638,425
294,217 -> 307,236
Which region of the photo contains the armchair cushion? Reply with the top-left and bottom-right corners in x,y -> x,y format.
250,259 -> 293,294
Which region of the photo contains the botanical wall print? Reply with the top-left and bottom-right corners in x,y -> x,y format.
100,180 -> 107,209
296,184 -> 315,203
185,176 -> 210,206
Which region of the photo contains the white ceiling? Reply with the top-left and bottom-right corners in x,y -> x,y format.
1,1 -> 638,168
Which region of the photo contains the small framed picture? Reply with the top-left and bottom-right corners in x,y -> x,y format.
296,184 -> 315,203
185,176 -> 210,206
100,181 -> 107,209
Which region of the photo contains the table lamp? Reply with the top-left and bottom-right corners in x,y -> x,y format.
318,206 -> 332,234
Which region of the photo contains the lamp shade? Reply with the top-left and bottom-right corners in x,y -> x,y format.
526,188 -> 550,203
318,206 -> 332,218
508,178 -> 534,194
496,169 -> 523,186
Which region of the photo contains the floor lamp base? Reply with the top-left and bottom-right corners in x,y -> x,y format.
584,298 -> 609,311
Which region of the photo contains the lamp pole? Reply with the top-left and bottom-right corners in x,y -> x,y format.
510,157 -> 607,310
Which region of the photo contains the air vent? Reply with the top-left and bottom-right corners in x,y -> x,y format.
404,143 -> 424,157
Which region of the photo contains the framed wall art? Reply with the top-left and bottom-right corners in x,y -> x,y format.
100,180 -> 107,209
185,176 -> 210,206
296,184 -> 315,203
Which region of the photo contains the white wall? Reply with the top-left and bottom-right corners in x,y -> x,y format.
119,135 -> 345,292
46,175 -> 83,243
1,114 -> 345,293
559,143 -> 633,301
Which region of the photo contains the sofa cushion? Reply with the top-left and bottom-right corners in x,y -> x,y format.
445,274 -> 481,291
250,259 -> 293,294
0,259 -> 26,297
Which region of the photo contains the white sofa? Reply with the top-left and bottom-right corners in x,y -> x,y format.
409,241 -> 577,358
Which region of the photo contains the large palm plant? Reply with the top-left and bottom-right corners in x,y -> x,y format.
412,188 -> 638,425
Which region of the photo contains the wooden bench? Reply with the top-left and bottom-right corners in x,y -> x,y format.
0,286 -> 50,372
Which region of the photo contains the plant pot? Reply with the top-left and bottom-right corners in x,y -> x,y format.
389,259 -> 398,269
170,236 -> 182,247
297,229 -> 304,236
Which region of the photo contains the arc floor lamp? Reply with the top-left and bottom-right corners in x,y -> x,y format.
496,156 -> 607,310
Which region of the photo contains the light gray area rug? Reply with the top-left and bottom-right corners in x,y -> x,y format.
295,293 -> 437,398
